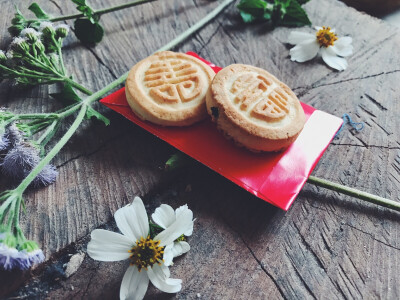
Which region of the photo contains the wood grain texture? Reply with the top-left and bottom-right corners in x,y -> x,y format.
1,0 -> 400,298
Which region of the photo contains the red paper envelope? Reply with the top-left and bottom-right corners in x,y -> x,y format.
100,52 -> 343,211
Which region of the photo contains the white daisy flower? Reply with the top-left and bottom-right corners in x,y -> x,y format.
87,197 -> 193,300
288,26 -> 353,71
152,204 -> 194,266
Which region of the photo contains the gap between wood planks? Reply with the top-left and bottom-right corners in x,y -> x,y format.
293,69 -> 400,98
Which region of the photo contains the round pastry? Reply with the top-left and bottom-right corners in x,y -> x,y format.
125,51 -> 215,126
206,64 -> 306,152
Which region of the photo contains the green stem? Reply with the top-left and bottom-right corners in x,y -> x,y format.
15,104 -> 88,193
48,0 -> 157,22
36,120 -> 58,144
64,77 -> 93,95
0,196 -> 15,223
307,176 -> 400,212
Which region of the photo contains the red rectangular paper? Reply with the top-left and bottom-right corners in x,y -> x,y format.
100,52 -> 343,211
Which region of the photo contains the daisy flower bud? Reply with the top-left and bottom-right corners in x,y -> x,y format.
55,24 -> 69,39
20,28 -> 41,43
39,21 -> 55,38
10,37 -> 30,54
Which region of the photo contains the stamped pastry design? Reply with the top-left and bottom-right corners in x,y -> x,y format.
125,51 -> 215,126
230,73 -> 290,122
206,64 -> 306,152
144,59 -> 202,104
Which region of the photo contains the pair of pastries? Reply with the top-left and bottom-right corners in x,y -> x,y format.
125,51 -> 306,152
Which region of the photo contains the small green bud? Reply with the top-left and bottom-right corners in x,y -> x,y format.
21,28 -> 41,43
8,24 -> 25,37
34,40 -> 45,53
10,37 -> 30,54
55,24 -> 69,39
20,240 -> 40,252
2,232 -> 17,248
39,21 -> 55,38
11,14 -> 25,26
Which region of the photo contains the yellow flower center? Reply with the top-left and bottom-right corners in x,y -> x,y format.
316,26 -> 338,48
129,236 -> 164,271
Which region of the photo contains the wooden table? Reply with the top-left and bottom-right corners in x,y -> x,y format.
1,0 -> 400,298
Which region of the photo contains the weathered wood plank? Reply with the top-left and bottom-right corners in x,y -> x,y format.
1,0 -> 400,299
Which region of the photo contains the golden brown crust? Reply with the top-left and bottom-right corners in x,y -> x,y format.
207,64 -> 306,152
125,51 -> 215,126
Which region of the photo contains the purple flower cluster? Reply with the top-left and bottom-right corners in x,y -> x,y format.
0,124 -> 58,187
0,232 -> 45,271
0,245 -> 45,271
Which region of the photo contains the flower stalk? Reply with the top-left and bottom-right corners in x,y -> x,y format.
307,176 -> 400,212
47,0 -> 158,23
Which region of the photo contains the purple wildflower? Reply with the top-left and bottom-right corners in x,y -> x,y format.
0,243 -> 25,270
33,164 -> 58,187
1,142 -> 58,187
5,124 -> 24,146
0,234 -> 45,270
0,244 -> 45,270
26,249 -> 45,265
2,142 -> 38,180
0,133 -> 9,151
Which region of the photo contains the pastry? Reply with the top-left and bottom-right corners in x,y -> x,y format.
206,64 -> 306,152
125,51 -> 215,126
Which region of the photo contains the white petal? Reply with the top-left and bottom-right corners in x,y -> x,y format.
175,205 -> 194,236
87,229 -> 132,262
314,26 -> 322,31
120,266 -> 149,300
154,209 -> 193,247
321,47 -> 348,71
163,242 -> 190,267
171,241 -> 190,258
331,37 -> 353,57
147,264 -> 182,294
289,40 -> 320,63
151,204 -> 175,229
163,244 -> 174,266
115,197 -> 149,241
287,31 -> 315,45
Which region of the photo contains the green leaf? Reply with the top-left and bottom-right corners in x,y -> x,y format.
237,0 -> 272,23
50,84 -> 81,107
240,11 -> 256,23
71,0 -> 98,23
50,84 -> 110,125
28,3 -> 50,19
279,0 -> 311,26
85,107 -> 110,125
74,18 -> 104,44
296,0 -> 310,4
71,0 -> 86,5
